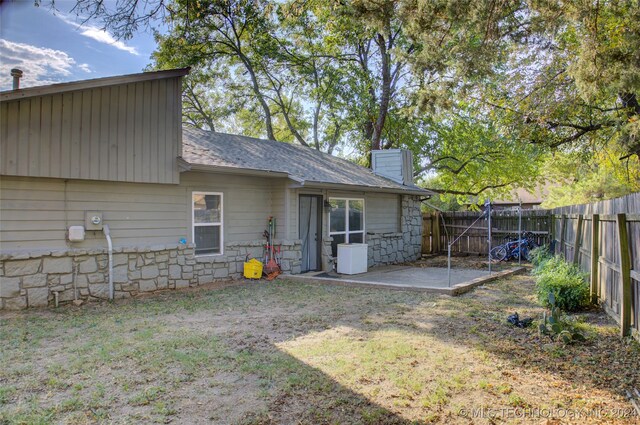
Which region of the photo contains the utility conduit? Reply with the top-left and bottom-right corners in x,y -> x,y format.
103,225 -> 114,300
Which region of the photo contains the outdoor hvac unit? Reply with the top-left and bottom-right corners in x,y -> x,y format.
337,243 -> 368,275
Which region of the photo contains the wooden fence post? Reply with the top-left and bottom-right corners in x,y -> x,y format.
573,214 -> 584,265
433,213 -> 441,254
616,213 -> 632,337
559,214 -> 566,256
549,212 -> 555,250
590,214 -> 600,305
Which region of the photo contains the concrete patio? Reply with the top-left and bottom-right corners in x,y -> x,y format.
284,265 -> 526,296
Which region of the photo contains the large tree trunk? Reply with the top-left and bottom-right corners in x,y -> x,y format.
371,33 -> 391,152
239,53 -> 277,141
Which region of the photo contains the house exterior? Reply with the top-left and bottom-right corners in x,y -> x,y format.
0,69 -> 430,310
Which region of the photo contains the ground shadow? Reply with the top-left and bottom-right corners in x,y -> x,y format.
2,273 -> 638,424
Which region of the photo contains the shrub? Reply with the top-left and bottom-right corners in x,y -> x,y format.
538,293 -> 586,344
534,256 -> 589,311
529,246 -> 553,271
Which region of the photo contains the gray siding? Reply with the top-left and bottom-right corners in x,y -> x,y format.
0,173 -> 292,252
371,150 -> 403,184
0,176 -> 187,251
371,149 -> 413,185
181,172 -> 279,244
366,193 -> 401,233
324,190 -> 401,235
270,181 -> 289,239
0,174 -> 403,254
0,78 -> 182,184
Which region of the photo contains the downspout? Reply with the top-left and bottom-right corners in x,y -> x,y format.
103,225 -> 114,300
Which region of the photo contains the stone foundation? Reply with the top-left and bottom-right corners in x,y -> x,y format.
366,195 -> 422,266
0,239 -> 302,310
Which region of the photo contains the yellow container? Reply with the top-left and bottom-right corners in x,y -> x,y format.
243,258 -> 263,279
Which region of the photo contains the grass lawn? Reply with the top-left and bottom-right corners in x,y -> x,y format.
1,275 -> 638,424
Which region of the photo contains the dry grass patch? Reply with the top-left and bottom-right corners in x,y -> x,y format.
1,273 -> 638,424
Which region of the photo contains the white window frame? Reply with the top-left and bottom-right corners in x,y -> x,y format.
328,197 -> 365,244
192,191 -> 224,256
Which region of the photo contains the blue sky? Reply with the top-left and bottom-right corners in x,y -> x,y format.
0,1 -> 161,91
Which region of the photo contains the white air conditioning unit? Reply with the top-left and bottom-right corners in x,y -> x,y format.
337,243 -> 368,275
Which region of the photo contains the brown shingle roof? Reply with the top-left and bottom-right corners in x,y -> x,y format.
182,127 -> 431,195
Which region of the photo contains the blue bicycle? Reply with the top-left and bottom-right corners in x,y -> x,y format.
490,232 -> 538,262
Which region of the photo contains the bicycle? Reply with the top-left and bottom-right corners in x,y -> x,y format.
490,233 -> 538,262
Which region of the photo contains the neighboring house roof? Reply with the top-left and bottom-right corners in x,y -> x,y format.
492,186 -> 551,205
182,127 -> 431,196
0,68 -> 191,101
466,185 -> 553,209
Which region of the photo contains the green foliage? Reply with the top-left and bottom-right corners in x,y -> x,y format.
83,0 -> 640,202
528,246 -> 553,271
538,293 -> 587,345
416,107 -> 545,204
476,0 -> 640,160
540,149 -> 640,209
147,0 -> 552,200
534,256 -> 589,312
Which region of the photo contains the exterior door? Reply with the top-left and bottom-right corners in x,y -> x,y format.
299,195 -> 322,272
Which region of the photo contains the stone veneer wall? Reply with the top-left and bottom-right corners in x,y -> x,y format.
0,240 -> 302,310
366,195 -> 423,266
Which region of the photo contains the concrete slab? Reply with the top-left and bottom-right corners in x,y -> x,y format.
283,265 -> 526,296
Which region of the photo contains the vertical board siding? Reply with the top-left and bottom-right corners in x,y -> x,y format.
0,78 -> 181,184
17,99 -> 29,175
39,96 -> 52,177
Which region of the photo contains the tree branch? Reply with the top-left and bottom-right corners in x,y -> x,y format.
423,182 -> 517,196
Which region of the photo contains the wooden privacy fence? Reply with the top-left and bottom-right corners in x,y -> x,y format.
422,209 -> 552,256
422,192 -> 639,340
551,193 -> 639,339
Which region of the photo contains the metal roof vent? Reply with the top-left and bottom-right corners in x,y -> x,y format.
11,68 -> 23,90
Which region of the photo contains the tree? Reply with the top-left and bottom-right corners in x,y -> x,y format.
540,146 -> 640,208
45,0 -> 640,203
469,0 -> 640,159
414,104 -> 545,204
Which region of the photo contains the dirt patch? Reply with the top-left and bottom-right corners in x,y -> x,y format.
171,372 -> 267,425
411,253 -> 524,271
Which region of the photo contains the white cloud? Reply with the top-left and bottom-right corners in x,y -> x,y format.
78,26 -> 140,55
78,63 -> 92,73
0,39 -> 76,89
56,14 -> 139,56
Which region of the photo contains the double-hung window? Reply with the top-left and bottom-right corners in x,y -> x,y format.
329,198 -> 365,256
192,192 -> 223,255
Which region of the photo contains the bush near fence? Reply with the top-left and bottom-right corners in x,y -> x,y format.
422,192 -> 639,341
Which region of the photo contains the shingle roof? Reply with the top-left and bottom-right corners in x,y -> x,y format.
182,127 -> 430,195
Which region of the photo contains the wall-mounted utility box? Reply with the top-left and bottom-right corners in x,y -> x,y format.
68,226 -> 85,242
85,211 -> 103,231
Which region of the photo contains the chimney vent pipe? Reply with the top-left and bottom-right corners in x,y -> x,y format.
11,68 -> 23,90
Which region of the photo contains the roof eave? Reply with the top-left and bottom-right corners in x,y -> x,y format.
187,163 -> 291,178
0,68 -> 191,102
300,181 -> 432,196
